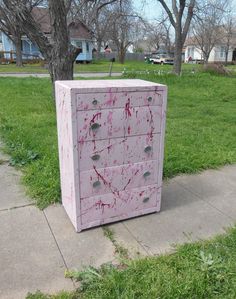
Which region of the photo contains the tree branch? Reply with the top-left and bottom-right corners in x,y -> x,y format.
158,0 -> 176,28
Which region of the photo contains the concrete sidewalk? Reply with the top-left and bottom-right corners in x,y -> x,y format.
0,72 -> 122,78
0,146 -> 235,299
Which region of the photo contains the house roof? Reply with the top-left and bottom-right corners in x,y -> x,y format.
185,30 -> 236,48
32,7 -> 93,40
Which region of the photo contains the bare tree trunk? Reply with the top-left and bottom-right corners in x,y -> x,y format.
97,39 -> 102,53
204,53 -> 209,64
158,0 -> 195,76
118,48 -> 125,64
225,49 -> 229,65
48,57 -> 74,83
173,30 -> 182,75
13,34 -> 23,67
48,54 -> 75,97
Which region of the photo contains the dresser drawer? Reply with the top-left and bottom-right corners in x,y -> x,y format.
77,109 -> 125,142
76,91 -> 163,111
78,134 -> 160,171
80,184 -> 161,225
79,160 -> 158,198
125,106 -> 162,136
77,106 -> 162,142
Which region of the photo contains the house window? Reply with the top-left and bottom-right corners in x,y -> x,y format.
72,40 -> 83,52
187,46 -> 194,59
220,46 -> 225,58
86,42 -> 89,52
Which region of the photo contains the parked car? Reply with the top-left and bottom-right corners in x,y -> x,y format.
145,54 -> 174,65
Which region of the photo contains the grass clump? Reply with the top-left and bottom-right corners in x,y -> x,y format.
201,63 -> 233,76
26,291 -> 76,299
103,227 -> 129,260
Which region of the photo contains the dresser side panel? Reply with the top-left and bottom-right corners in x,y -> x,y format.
55,83 -> 80,230
157,86 -> 168,198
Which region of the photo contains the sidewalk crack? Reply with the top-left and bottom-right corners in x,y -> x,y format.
42,210 -> 77,289
0,203 -> 34,212
122,222 -> 151,256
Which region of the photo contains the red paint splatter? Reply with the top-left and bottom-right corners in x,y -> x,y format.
123,169 -> 139,191
107,144 -> 112,154
107,111 -> 113,125
147,106 -> 154,140
128,125 -> 131,134
93,166 -> 111,190
123,178 -> 132,190
90,112 -> 102,124
139,190 -> 145,197
125,99 -> 132,118
95,200 -> 112,213
92,139 -> 96,151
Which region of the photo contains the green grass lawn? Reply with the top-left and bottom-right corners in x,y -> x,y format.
1,59 -> 235,74
0,72 -> 235,208
26,226 -> 236,299
0,63 -> 48,73
0,60 -> 201,74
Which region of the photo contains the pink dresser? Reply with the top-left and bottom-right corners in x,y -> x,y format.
55,79 -> 167,232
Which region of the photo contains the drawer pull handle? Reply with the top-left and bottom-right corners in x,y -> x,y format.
144,146 -> 152,153
143,197 -> 150,203
143,171 -> 151,178
91,154 -> 100,161
93,181 -> 101,188
147,96 -> 153,102
90,123 -> 100,131
92,99 -> 98,106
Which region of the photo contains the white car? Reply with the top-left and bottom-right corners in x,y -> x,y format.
147,54 -> 174,65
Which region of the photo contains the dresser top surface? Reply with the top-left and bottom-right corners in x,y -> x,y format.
56,79 -> 166,93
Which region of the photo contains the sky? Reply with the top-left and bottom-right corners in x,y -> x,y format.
133,0 -> 161,21
133,0 -> 236,21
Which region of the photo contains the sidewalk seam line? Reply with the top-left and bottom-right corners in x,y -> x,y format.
122,222 -> 151,256
42,210 -> 77,289
0,203 -> 34,212
174,180 -> 235,221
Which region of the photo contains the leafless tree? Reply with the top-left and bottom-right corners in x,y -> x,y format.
70,0 -> 119,53
1,0 -> 81,88
105,0 -> 141,63
157,0 -> 196,75
223,14 -> 235,64
145,22 -> 166,52
145,16 -> 173,54
1,0 -> 118,95
0,0 -> 42,66
192,0 -> 229,64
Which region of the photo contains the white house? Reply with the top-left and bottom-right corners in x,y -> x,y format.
184,36 -> 236,63
0,7 -> 94,63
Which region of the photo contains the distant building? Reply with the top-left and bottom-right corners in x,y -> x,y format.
0,7 -> 94,63
184,35 -> 236,63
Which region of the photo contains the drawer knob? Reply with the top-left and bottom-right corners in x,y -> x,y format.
92,99 -> 98,106
143,171 -> 151,178
144,145 -> 152,153
147,96 -> 153,102
93,181 -> 101,188
90,123 -> 100,131
91,154 -> 100,161
143,197 -> 150,203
